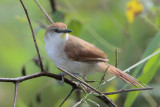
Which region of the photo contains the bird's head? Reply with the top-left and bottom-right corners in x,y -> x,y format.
45,22 -> 72,40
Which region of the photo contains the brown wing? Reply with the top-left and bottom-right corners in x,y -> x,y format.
64,35 -> 109,62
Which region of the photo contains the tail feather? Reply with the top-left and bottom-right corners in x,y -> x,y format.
107,65 -> 143,87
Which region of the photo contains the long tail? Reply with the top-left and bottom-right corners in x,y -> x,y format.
107,64 -> 143,87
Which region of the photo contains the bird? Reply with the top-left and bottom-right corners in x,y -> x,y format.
44,22 -> 142,87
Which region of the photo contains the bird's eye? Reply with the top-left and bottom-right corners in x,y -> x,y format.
55,29 -> 59,32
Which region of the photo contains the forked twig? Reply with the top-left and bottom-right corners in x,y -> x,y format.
20,0 -> 44,72
13,82 -> 18,107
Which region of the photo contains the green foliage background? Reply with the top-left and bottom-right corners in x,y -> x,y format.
0,0 -> 160,107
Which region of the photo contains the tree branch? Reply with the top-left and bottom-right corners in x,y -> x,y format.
103,87 -> 153,95
59,87 -> 75,107
50,0 -> 56,13
13,82 -> 18,107
115,49 -> 118,68
35,0 -> 54,24
20,0 -> 44,72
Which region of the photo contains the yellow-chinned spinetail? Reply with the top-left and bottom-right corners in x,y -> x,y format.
44,22 -> 142,87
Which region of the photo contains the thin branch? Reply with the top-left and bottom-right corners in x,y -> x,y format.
59,87 -> 75,107
76,90 -> 81,102
20,0 -> 44,72
115,49 -> 118,68
50,0 -> 56,13
107,49 -> 160,81
0,72 -> 75,86
35,0 -> 54,24
58,67 -> 117,107
98,66 -> 108,88
103,87 -> 153,95
13,82 -> 18,107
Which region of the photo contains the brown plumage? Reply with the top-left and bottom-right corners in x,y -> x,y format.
65,35 -> 109,62
47,22 -> 67,31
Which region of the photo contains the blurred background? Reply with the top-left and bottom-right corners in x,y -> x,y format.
0,0 -> 160,107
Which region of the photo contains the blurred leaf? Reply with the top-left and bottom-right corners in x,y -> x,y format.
33,57 -> 41,68
36,93 -> 41,103
132,32 -> 160,77
21,66 -> 26,76
68,20 -> 83,36
124,49 -> 160,107
15,15 -> 27,23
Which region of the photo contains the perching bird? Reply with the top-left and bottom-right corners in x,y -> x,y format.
44,22 -> 142,87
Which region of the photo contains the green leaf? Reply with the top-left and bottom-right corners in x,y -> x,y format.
124,49 -> 160,107
132,32 -> 160,77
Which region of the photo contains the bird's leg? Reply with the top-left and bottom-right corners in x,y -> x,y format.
57,73 -> 66,85
57,73 -> 83,85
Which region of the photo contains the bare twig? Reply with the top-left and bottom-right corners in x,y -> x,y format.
0,72 -> 75,86
20,0 -> 44,72
50,0 -> 56,12
103,87 -> 153,95
115,49 -> 118,68
99,66 -> 108,87
13,82 -> 18,107
76,90 -> 81,102
35,0 -> 54,24
59,87 -> 76,107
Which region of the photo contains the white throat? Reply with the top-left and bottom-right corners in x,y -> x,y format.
44,32 -> 69,66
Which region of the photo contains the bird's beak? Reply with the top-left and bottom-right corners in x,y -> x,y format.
63,29 -> 72,33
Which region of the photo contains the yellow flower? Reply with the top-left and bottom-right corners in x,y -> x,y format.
126,0 -> 143,23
